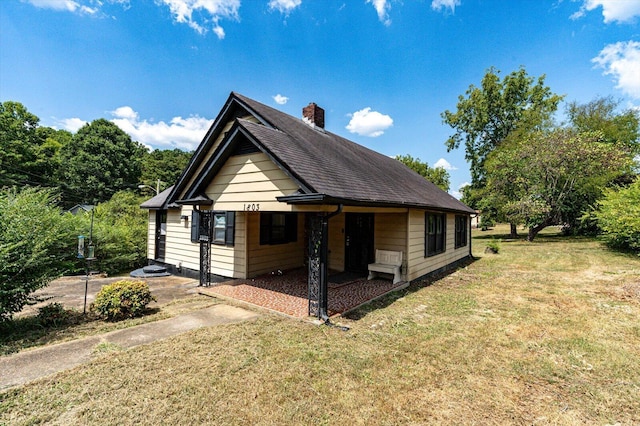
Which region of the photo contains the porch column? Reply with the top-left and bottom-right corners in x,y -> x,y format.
308,214 -> 325,318
308,206 -> 342,319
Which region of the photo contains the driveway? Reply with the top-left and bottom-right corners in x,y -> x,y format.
19,274 -> 200,317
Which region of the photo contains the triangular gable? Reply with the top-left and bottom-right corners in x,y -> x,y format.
165,92 -> 276,208
181,119 -> 314,202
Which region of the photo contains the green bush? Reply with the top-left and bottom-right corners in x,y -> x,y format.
485,238 -> 501,254
91,280 -> 156,321
591,179 -> 640,253
74,191 -> 148,276
0,187 -> 77,321
37,302 -> 70,327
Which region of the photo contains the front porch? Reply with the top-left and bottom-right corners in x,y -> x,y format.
199,268 -> 407,318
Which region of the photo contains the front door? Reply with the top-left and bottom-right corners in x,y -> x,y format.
345,213 -> 374,273
155,210 -> 167,261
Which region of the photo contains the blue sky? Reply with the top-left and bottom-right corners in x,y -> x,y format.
1,0 -> 639,197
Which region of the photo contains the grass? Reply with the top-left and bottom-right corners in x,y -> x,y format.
0,296 -> 219,356
1,225 -> 639,425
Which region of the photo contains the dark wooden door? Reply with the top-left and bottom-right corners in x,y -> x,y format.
155,210 -> 167,261
345,213 -> 374,273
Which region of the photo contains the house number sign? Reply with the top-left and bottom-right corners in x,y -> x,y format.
244,203 -> 260,211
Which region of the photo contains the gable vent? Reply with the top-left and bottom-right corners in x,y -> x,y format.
232,137 -> 260,156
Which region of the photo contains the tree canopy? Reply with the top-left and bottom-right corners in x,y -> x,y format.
395,154 -> 450,192
483,129 -> 632,241
141,148 -> 193,194
59,119 -> 146,205
442,67 -> 564,194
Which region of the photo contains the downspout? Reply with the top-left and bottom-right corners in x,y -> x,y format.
319,204 -> 348,330
468,213 -> 476,259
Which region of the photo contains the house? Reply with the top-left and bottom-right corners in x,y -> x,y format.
67,204 -> 95,215
141,92 -> 475,318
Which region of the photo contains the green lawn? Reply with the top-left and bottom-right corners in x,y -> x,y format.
2,225 -> 639,425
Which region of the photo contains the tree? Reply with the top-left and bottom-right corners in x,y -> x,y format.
0,188 -> 77,321
80,191 -> 148,275
140,148 -> 193,193
59,119 -> 146,206
395,154 -> 450,192
0,101 -> 42,188
442,67 -> 564,236
590,178 -> 640,253
484,129 -> 632,242
567,96 -> 639,153
562,97 -> 640,234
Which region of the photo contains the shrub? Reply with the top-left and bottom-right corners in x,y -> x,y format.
591,179 -> 640,253
37,302 -> 70,327
0,187 -> 77,321
485,238 -> 501,254
91,280 -> 156,321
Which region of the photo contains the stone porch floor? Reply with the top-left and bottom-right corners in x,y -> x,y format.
199,268 -> 406,318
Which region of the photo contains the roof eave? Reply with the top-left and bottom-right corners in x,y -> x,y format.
277,194 -> 474,214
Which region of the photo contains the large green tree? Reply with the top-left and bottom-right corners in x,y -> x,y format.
140,148 -> 192,194
0,188 -> 77,321
0,101 -> 42,187
566,96 -> 639,153
484,129 -> 631,242
562,97 -> 640,233
395,154 -> 450,192
60,119 -> 146,206
442,67 -> 564,235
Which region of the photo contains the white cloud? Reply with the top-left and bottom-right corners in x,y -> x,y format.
571,0 -> 640,24
159,0 -> 240,38
434,158 -> 457,170
108,106 -> 213,150
450,182 -> 470,199
367,0 -> 391,26
60,117 -> 88,132
346,107 -> 393,137
268,0 -> 301,14
431,0 -> 460,14
25,0 -> 98,14
273,94 -> 289,105
593,41 -> 640,99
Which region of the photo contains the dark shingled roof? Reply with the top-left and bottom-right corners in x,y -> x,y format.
140,185 -> 174,209
232,93 -> 474,213
144,92 -> 474,214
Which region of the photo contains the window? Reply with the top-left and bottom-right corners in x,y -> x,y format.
425,212 -> 446,257
191,210 -> 235,246
260,212 -> 297,245
455,215 -> 468,248
213,213 -> 226,244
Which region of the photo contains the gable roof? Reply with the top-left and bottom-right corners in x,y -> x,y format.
151,92 -> 474,214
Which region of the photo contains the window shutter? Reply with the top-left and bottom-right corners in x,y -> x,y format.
225,211 -> 235,246
191,210 -> 200,243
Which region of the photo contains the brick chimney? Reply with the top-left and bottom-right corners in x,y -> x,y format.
302,102 -> 325,129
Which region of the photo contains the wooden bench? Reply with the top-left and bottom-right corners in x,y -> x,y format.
368,249 -> 403,284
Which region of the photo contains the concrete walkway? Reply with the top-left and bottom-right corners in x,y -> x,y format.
0,304 -> 259,391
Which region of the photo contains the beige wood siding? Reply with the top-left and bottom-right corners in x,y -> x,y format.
406,210 -> 469,282
374,213 -> 408,279
328,213 -> 345,272
179,115 -> 263,200
246,212 -> 305,277
147,211 -> 156,259
161,206 -> 247,279
206,152 -> 300,212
